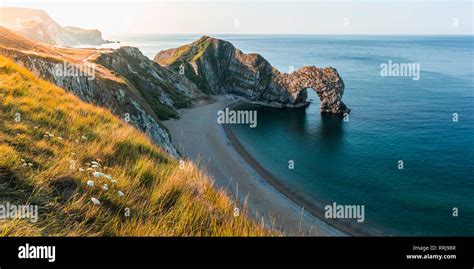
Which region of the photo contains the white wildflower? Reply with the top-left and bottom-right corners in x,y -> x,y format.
102,184 -> 109,191
117,190 -> 124,197
87,180 -> 94,187
91,197 -> 100,205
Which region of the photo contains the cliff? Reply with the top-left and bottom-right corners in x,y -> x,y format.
0,8 -> 106,46
0,27 -> 203,157
155,36 -> 350,114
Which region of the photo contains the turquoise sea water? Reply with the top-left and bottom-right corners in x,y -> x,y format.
104,34 -> 474,235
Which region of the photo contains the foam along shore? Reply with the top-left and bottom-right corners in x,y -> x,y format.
163,95 -> 349,236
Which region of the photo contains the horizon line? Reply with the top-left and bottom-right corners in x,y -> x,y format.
105,33 -> 474,36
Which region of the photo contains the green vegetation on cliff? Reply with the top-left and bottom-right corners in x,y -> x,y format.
156,37 -> 220,94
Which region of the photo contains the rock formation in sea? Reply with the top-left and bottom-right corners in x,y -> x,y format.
154,36 -> 350,114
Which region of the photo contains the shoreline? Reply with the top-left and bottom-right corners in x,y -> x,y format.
163,96 -> 371,236
223,101 -> 380,236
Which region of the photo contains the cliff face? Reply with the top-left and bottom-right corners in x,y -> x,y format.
0,47 -> 178,157
0,28 -> 203,158
62,26 -> 105,45
95,46 -> 202,119
0,8 -> 106,46
155,36 -> 350,113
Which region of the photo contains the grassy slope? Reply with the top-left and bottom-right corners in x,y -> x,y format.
0,55 -> 270,236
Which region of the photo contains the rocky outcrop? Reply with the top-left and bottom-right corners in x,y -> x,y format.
62,26 -> 107,45
96,46 -> 203,119
0,8 -> 107,46
0,29 -> 203,158
155,36 -> 350,114
273,66 -> 349,113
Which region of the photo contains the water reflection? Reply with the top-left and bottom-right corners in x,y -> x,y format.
237,102 -> 346,141
317,113 -> 345,139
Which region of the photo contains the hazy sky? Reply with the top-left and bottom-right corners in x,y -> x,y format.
2,0 -> 473,35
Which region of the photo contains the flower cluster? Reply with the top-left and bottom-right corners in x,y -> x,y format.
78,159 -> 125,206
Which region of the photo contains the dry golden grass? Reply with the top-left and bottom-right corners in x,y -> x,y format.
0,55 -> 272,236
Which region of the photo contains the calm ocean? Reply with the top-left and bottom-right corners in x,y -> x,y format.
103,34 -> 474,235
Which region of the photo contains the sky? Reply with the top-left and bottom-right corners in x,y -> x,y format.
1,0 -> 473,35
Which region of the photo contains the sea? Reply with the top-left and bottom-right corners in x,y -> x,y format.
100,34 -> 474,235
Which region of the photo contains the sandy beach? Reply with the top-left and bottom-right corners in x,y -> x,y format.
163,95 -> 352,236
